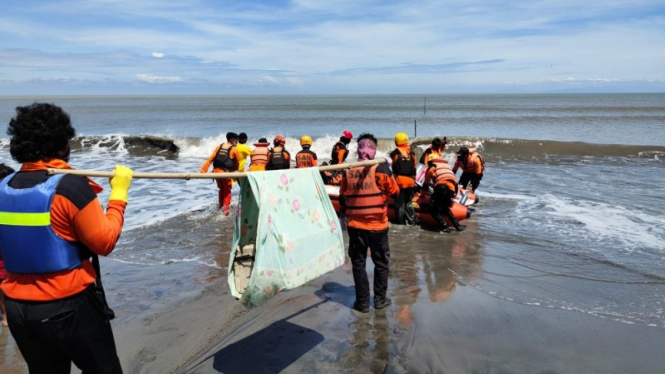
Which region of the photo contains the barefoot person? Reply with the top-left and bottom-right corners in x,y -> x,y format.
0,103 -> 133,373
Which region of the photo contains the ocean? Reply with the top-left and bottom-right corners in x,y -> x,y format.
1,94 -> 664,372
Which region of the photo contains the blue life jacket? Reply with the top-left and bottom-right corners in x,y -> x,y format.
0,172 -> 84,274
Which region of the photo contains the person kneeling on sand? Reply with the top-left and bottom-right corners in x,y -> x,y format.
0,103 -> 133,373
339,133 -> 399,313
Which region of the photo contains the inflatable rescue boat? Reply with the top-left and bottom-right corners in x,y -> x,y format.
326,185 -> 475,227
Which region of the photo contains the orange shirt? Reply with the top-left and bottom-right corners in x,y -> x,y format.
0,160 -> 126,301
340,163 -> 399,231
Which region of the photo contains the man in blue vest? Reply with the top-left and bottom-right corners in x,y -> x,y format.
0,103 -> 133,373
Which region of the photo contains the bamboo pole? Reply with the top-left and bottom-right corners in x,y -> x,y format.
47,158 -> 387,179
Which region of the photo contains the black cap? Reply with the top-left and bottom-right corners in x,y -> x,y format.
258,137 -> 268,143
456,146 -> 469,156
226,132 -> 239,141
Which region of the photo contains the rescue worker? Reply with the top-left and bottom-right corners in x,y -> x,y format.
295,135 -> 318,168
200,132 -> 239,215
390,133 -> 417,224
266,135 -> 291,170
452,146 -> 485,192
419,137 -> 446,165
339,133 -> 399,313
423,157 -> 465,233
248,137 -> 270,172
330,130 -> 353,165
0,163 -> 13,327
0,103 -> 132,373
236,132 -> 252,172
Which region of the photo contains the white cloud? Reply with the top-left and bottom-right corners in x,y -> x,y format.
259,76 -> 278,85
286,77 -> 304,86
136,74 -> 182,83
152,52 -> 164,58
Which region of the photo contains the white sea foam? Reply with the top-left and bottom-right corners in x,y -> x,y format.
542,195 -> 665,252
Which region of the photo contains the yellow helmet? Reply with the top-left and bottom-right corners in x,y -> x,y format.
394,132 -> 409,146
300,135 -> 313,146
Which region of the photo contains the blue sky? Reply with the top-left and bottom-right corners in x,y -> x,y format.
1,0 -> 664,94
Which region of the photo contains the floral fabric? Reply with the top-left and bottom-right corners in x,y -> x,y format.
228,168 -> 344,307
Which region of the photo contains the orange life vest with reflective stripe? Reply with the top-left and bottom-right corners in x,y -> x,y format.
433,159 -> 457,186
343,165 -> 387,221
250,146 -> 269,167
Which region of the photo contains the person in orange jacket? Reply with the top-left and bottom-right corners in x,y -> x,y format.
423,157 -> 465,233
0,103 -> 132,373
295,135 -> 318,168
248,137 -> 270,171
200,132 -> 240,215
339,133 -> 399,313
390,133 -> 417,224
266,135 -> 291,170
330,130 -> 353,165
452,146 -> 485,192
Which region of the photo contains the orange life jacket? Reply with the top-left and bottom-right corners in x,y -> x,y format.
213,143 -> 235,171
460,153 -> 484,174
343,165 -> 387,221
296,150 -> 316,168
432,159 -> 457,186
250,146 -> 269,167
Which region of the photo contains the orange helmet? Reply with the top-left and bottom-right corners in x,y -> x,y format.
274,135 -> 286,146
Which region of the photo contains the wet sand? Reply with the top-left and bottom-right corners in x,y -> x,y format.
3,222 -> 665,373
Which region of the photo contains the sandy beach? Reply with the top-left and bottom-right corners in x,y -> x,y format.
4,220 -> 665,374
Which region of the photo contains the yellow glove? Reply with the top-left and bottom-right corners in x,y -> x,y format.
109,165 -> 133,203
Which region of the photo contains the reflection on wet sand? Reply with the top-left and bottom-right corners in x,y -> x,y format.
389,222 -> 484,329
337,222 -> 485,371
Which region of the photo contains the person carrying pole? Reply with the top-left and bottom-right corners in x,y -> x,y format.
0,103 -> 133,373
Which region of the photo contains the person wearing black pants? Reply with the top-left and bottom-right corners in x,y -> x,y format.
5,286 -> 122,373
458,171 -> 483,192
0,103 -> 132,374
339,133 -> 399,313
347,227 -> 391,311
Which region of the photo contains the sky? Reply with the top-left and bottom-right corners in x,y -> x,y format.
1,0 -> 664,95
